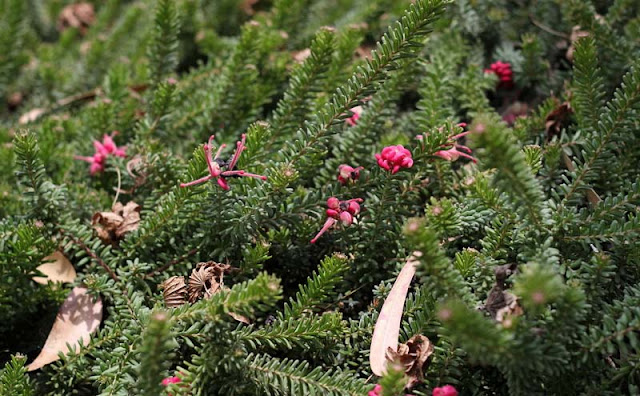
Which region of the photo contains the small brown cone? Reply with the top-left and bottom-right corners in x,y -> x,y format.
161,276 -> 187,308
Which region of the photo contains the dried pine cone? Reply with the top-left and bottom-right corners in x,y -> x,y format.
161,276 -> 187,308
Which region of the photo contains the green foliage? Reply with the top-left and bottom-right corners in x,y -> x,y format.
1,0 -> 640,394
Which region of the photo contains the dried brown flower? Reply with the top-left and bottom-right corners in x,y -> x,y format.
385,334 -> 434,389
57,3 -> 95,35
161,276 -> 187,308
92,201 -> 141,245
545,100 -> 573,141
483,263 -> 523,326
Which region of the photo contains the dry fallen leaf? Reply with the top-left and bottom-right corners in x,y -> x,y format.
483,263 -> 523,326
228,312 -> 250,324
33,251 -> 77,284
57,3 -> 95,35
566,26 -> 590,62
370,252 -> 421,376
385,334 -> 434,389
27,287 -> 102,371
18,108 -> 46,125
161,276 -> 187,308
545,100 -> 573,141
92,201 -> 141,245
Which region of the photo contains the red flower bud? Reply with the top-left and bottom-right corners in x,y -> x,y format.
432,385 -> 458,396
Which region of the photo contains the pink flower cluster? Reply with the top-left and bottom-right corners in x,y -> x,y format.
375,145 -> 413,174
180,134 -> 267,191
485,61 -> 514,89
74,132 -> 126,175
432,385 -> 458,396
338,164 -> 363,185
310,197 -> 363,244
432,123 -> 477,163
368,384 -> 414,396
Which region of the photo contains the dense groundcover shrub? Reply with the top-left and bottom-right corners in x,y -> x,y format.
1,0 -> 640,394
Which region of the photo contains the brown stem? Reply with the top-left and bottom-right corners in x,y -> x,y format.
59,228 -> 119,282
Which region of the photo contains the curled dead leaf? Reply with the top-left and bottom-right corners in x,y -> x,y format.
567,26 -> 590,62
385,334 -> 434,389
545,100 -> 573,141
187,261 -> 230,303
92,201 -> 141,245
483,263 -> 523,326
370,252 -> 421,376
228,312 -> 250,324
27,287 -> 102,371
161,276 -> 187,308
57,3 -> 95,35
33,251 -> 77,284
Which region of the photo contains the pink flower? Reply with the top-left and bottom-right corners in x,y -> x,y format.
338,164 -> 364,185
484,61 -> 514,89
432,124 -> 477,163
345,106 -> 363,126
375,145 -> 413,174
180,134 -> 267,190
311,197 -> 363,244
162,376 -> 181,386
432,385 -> 458,396
75,132 -> 126,175
368,384 -> 383,396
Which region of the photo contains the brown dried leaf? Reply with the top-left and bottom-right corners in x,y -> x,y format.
545,100 -> 573,141
385,334 -> 434,389
241,0 -> 260,15
494,291 -> 523,325
27,287 -> 102,371
229,312 -> 250,324
566,26 -> 590,62
57,3 -> 95,35
161,276 -> 187,308
92,201 -> 140,245
370,252 -> 420,376
33,251 -> 77,284
483,263 -> 523,326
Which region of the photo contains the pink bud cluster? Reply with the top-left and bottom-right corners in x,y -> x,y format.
432,123 -> 477,163
368,384 -> 414,396
338,164 -> 363,185
74,132 -> 126,175
432,385 -> 458,396
375,145 -> 413,174
485,61 -> 514,89
310,197 -> 363,244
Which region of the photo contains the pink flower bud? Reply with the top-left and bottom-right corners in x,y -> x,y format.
347,201 -> 360,215
326,209 -> 340,218
327,197 -> 340,209
345,106 -> 363,126
162,376 -> 181,386
339,211 -> 353,226
432,385 -> 458,396
485,61 -> 514,89
337,164 -> 363,185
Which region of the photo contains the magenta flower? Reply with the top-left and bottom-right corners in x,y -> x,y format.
75,132 -> 127,175
337,164 -> 364,185
375,145 -> 413,174
180,134 -> 267,190
345,106 -> 363,126
368,384 -> 383,396
311,197 -> 363,244
485,61 -> 514,89
432,385 -> 458,396
162,376 -> 181,386
433,124 -> 477,163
